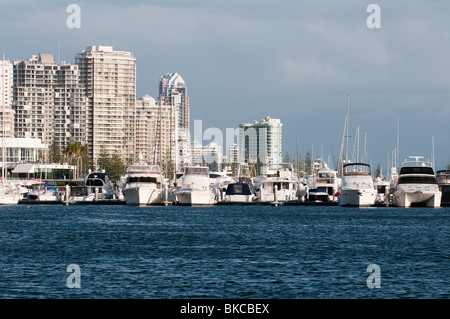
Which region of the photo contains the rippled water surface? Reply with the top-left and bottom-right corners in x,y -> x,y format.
0,204 -> 448,299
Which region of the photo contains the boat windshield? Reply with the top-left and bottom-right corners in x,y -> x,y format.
86,173 -> 107,187
437,170 -> 450,184
343,163 -> 371,176
398,176 -> 437,184
400,166 -> 434,175
185,167 -> 209,176
127,176 -> 160,184
226,183 -> 253,196
127,165 -> 161,174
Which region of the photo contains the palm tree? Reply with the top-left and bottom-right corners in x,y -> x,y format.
64,142 -> 87,179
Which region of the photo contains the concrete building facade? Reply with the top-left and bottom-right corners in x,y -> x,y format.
12,53 -> 87,153
239,116 -> 283,168
75,45 -> 136,166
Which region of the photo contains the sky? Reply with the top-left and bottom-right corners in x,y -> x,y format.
1,0 -> 449,172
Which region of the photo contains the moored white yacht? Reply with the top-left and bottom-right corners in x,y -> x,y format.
373,177 -> 391,206
85,171 -> 117,200
223,182 -> 256,203
0,181 -> 20,205
338,163 -> 377,207
306,164 -> 341,203
393,157 -> 441,208
26,181 -> 62,203
175,166 -> 215,205
255,163 -> 303,203
436,170 -> 450,206
123,164 -> 166,206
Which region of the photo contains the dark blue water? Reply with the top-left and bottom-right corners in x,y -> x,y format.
0,204 -> 448,299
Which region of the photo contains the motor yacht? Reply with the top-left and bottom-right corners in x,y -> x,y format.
123,164 -> 166,206
338,163 -> 377,207
393,157 -> 441,208
255,163 -> 303,203
175,166 -> 215,205
436,170 -> 450,206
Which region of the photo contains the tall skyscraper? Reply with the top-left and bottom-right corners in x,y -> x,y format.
239,116 -> 283,169
158,72 -> 190,170
13,53 -> 86,151
159,72 -> 189,132
75,45 -> 136,166
0,56 -> 14,138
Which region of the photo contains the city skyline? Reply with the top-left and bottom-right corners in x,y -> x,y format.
1,1 -> 449,171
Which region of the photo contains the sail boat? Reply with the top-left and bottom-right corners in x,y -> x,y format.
0,53 -> 19,205
337,96 -> 376,207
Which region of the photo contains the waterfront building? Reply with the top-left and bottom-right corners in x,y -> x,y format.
12,53 -> 86,152
239,116 -> 283,171
75,45 -> 136,166
0,138 -> 47,176
11,163 -> 75,180
0,57 -> 15,138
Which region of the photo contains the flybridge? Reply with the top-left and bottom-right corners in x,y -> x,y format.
401,156 -> 433,168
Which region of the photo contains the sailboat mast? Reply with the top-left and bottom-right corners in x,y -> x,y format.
363,130 -> 367,163
397,116 -> 400,172
1,52 -> 5,181
338,95 -> 350,176
296,136 -> 299,178
345,95 -> 349,165
432,136 -> 435,170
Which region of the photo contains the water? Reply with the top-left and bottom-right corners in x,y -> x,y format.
0,204 -> 448,299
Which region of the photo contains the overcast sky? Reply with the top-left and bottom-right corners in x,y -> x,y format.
1,0 -> 449,171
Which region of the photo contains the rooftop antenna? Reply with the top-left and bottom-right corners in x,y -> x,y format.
58,44 -> 61,64
409,155 -> 424,163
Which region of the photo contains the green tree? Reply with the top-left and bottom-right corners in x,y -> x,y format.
284,152 -> 291,164
97,147 -> 111,172
304,150 -> 312,176
49,139 -> 62,164
161,148 -> 175,183
447,160 -> 450,170
375,164 -> 382,178
108,152 -> 126,184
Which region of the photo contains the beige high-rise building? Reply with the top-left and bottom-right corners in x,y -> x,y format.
13,53 -> 86,151
75,45 -> 136,166
0,57 -> 15,138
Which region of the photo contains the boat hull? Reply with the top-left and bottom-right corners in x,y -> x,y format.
259,190 -> 298,203
176,190 -> 215,205
0,194 -> 20,205
224,195 -> 254,203
393,185 -> 442,208
338,189 -> 377,207
124,186 -> 163,206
